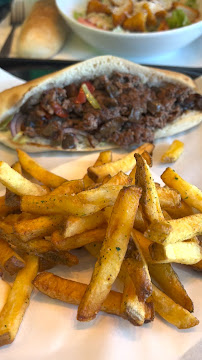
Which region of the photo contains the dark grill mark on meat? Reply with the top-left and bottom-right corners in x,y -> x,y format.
17,72 -> 202,149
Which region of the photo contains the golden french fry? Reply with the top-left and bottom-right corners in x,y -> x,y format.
17,238 -> 54,255
161,140 -> 184,163
52,227 -> 106,251
0,238 -> 25,275
120,271 -> 146,326
0,278 -> 11,314
161,167 -> 202,212
149,238 -> 202,265
33,272 -> 123,317
128,232 -> 152,301
132,229 -> 152,263
51,180 -> 84,195
135,153 -> 164,222
21,185 -> 125,216
0,161 -> 48,196
14,215 -> 64,242
148,263 -> 193,312
151,284 -> 199,329
165,200 -> 193,219
85,241 -> 102,258
0,255 -> 39,346
155,184 -> 181,209
84,150 -> 112,189
20,193 -> 100,216
5,162 -> 22,209
88,143 -> 154,182
63,211 -> 107,238
133,206 -> 149,232
17,149 -> 66,188
105,171 -> 132,186
78,186 -> 141,321
145,214 -> 202,245
191,260 -> 202,272
0,196 -> 18,217
38,251 -> 79,267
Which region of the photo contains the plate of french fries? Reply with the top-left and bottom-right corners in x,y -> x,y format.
0,141 -> 201,360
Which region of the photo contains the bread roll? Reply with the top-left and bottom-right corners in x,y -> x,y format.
17,0 -> 67,59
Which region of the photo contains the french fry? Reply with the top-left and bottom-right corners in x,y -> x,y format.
148,263 -> 193,312
51,180 -> 84,195
0,238 -> 25,275
149,238 -> 202,265
151,284 -> 199,329
20,185 -> 125,216
0,255 -> 39,346
191,260 -> 202,272
145,214 -> 202,245
126,235 -> 152,302
87,143 -> 154,182
17,238 -> 54,255
78,186 -> 141,321
133,206 -> 149,232
20,193 -> 100,216
83,150 -> 112,189
105,171 -> 132,186
165,200 -> 193,219
17,149 -> 66,188
63,210 -> 107,238
0,196 -> 18,217
161,140 -> 184,163
0,221 -> 16,244
33,272 -> 123,317
132,229 -> 152,263
161,167 -> 202,212
14,215 -> 64,242
51,227 -> 106,251
0,161 -> 48,196
135,153 -> 164,222
0,278 -> 11,314
120,271 -> 146,326
38,251 -> 78,267
155,184 -> 181,209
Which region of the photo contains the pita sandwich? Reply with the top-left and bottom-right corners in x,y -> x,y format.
0,56 -> 201,153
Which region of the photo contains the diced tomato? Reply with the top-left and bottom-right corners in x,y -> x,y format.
77,18 -> 98,29
51,101 -> 68,118
74,82 -> 95,104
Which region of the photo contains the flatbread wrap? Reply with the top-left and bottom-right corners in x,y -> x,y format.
0,56 -> 201,152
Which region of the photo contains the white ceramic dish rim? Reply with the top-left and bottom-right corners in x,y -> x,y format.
56,0 -> 202,38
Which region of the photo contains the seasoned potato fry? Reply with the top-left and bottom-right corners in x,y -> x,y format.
165,200 -> 193,219
135,154 -> 164,222
161,140 -> 184,163
0,238 -> 25,275
148,263 -> 193,312
14,215 -> 64,242
51,180 -> 84,195
38,251 -> 79,267
0,255 -> 39,346
5,162 -> 22,209
0,221 -> 16,244
17,149 -> 66,188
0,161 -> 48,196
126,237 -> 152,302
88,143 -> 154,182
156,184 -> 181,209
0,278 -> 11,314
33,272 -> 123,317
149,238 -> 202,265
63,211 -> 107,238
21,185 -> 125,216
0,196 -> 18,217
20,193 -> 100,216
151,284 -> 199,329
17,238 -> 54,255
132,229 -> 152,263
78,186 -> 141,321
191,260 -> 202,272
145,214 -> 202,245
105,171 -> 132,186
52,227 -> 106,251
133,206 -> 149,232
83,150 -> 112,189
121,271 -> 145,326
161,167 -> 202,212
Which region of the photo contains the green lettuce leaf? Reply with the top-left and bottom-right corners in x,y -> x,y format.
185,0 -> 198,9
166,9 -> 190,29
